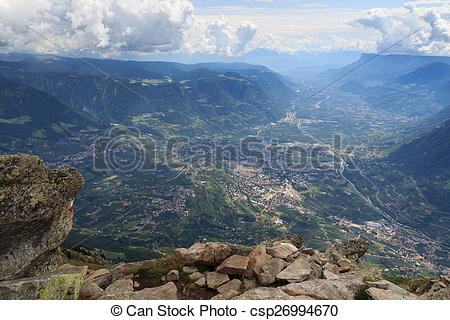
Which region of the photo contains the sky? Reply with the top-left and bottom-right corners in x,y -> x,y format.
0,0 -> 449,58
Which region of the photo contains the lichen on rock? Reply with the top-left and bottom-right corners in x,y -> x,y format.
0,154 -> 84,281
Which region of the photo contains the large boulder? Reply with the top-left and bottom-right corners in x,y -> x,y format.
0,264 -> 87,300
324,239 -> 369,263
217,255 -> 249,276
175,242 -> 253,266
233,287 -> 314,300
280,273 -> 368,300
257,258 -> 289,285
99,282 -> 178,300
276,256 -> 319,283
244,245 -> 272,279
0,154 -> 84,280
206,272 -> 230,289
267,241 -> 299,260
365,280 -> 416,300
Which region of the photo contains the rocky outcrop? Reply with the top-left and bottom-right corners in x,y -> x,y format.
324,239 -> 369,264
0,154 -> 84,281
0,264 -> 87,300
175,242 -> 252,266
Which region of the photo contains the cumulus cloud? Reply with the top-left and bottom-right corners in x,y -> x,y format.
0,0 -> 257,56
352,1 -> 450,55
182,16 -> 257,55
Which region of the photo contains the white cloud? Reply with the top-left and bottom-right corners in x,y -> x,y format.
352,1 -> 450,55
0,0 -> 258,56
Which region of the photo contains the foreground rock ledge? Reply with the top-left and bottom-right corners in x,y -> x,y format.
0,154 -> 84,281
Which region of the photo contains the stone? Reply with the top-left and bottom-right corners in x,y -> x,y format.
101,282 -> 178,300
257,258 -> 289,285
194,277 -> 206,287
244,245 -> 272,279
183,266 -> 198,274
217,255 -> 249,275
367,287 -> 416,300
109,259 -> 161,284
206,272 -> 229,289
302,248 -> 315,255
189,272 -> 204,281
211,290 -> 240,300
243,279 -> 256,290
267,241 -> 299,260
337,258 -> 353,268
276,257 -> 315,283
323,270 -> 340,280
266,234 -> 304,249
440,275 -> 449,286
217,279 -> 242,294
79,282 -> 104,300
85,269 -> 110,288
323,263 -> 340,275
167,270 -> 179,281
0,154 -> 84,281
419,287 -> 450,300
365,280 -> 417,300
104,277 -> 133,295
339,266 -> 352,274
324,239 -> 369,264
132,282 -> 178,300
233,287 -> 294,300
175,242 -> 253,266
0,264 -> 87,300
280,274 -> 368,300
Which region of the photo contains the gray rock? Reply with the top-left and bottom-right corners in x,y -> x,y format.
132,282 -> 178,300
100,282 -> 178,300
243,279 -> 256,290
324,239 -> 369,263
167,270 -> 179,281
85,269 -> 110,288
323,263 -> 340,275
211,290 -> 240,300
257,258 -> 289,285
267,241 -> 299,260
337,258 -> 353,269
175,242 -> 252,266
366,280 -> 416,300
419,287 -> 450,300
244,245 -> 272,279
104,277 -> 133,295
233,287 -> 294,300
302,248 -> 315,255
0,264 -> 87,300
323,270 -> 340,280
206,272 -> 229,289
217,279 -> 242,294
0,154 -> 84,281
217,255 -> 249,276
276,257 -> 315,283
79,282 -> 104,300
281,274 -> 367,300
194,277 -> 206,287
189,272 -> 204,281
